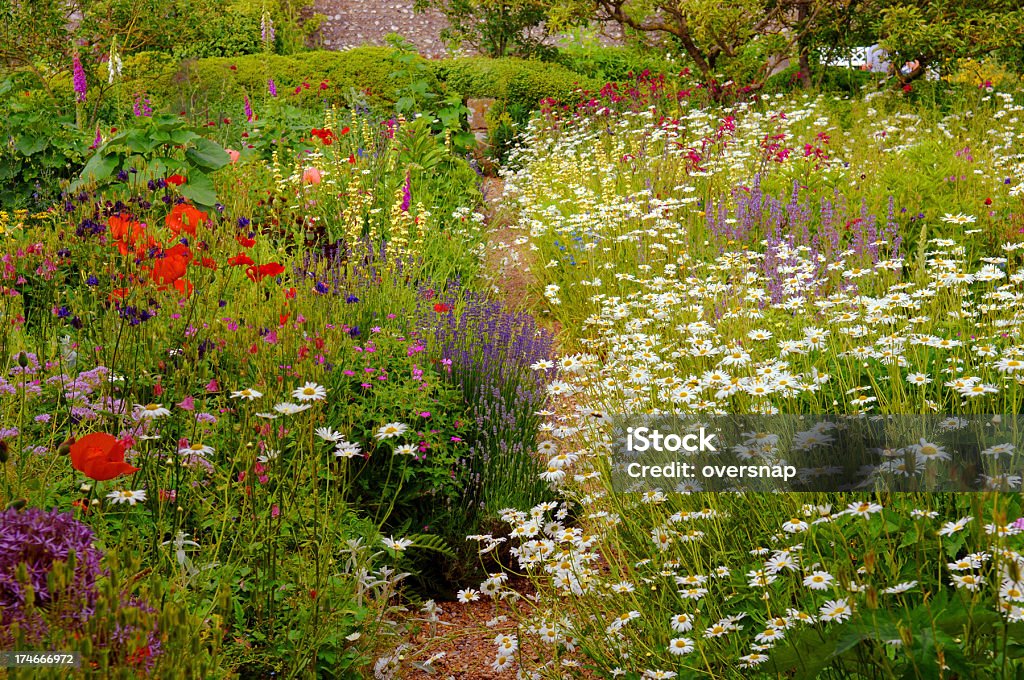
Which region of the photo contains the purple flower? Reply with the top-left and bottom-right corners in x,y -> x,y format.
132,94 -> 153,117
268,78 -> 277,97
0,507 -> 102,628
400,170 -> 412,212
72,52 -> 87,103
244,95 -> 254,122
261,12 -> 276,45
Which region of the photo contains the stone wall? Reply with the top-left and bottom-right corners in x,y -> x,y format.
312,0 -> 450,57
311,0 -> 625,58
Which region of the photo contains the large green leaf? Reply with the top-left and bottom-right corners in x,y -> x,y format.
124,130 -> 159,154
78,152 -> 118,184
14,135 -> 48,156
185,138 -> 231,171
178,170 -> 217,207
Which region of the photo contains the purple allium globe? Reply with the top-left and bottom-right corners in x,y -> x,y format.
0,507 -> 102,624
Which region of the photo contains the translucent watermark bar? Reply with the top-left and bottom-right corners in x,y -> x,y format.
608,414 -> 1024,493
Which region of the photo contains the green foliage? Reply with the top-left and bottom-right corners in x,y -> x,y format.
0,77 -> 90,209
555,45 -> 683,82
414,0 -> 555,58
875,1 -> 1024,79
130,48 -> 441,118
75,114 -> 232,207
435,56 -> 598,112
5,552 -> 227,678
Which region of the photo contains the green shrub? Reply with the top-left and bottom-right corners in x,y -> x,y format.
434,56 -> 598,111
555,46 -> 683,82
128,48 -> 441,117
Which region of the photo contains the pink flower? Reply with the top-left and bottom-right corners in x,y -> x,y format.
177,395 -> 195,411
226,148 -> 241,164
205,379 -> 219,392
302,167 -> 322,185
271,504 -> 280,517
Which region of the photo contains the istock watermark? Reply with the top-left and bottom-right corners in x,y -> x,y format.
625,426 -> 718,453
608,414 -> 1024,493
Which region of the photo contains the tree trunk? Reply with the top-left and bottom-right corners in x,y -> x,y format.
797,0 -> 813,88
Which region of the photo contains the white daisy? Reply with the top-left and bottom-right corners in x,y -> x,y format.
107,489 -> 147,505
292,381 -> 327,402
230,388 -> 263,400
375,422 -> 409,440
135,403 -> 170,419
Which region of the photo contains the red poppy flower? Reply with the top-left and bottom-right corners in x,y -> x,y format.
246,262 -> 285,282
434,303 -> 451,313
70,432 -> 139,481
284,287 -> 297,299
280,313 -> 290,326
341,126 -> 350,135
236,235 -> 256,248
109,288 -> 131,302
228,254 -> 255,267
109,215 -> 146,246
311,127 -> 335,145
165,203 -> 208,236
150,243 -> 192,284
172,278 -> 194,297
166,174 -> 186,186
199,256 -> 218,270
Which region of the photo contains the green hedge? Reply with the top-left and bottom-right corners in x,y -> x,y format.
433,57 -> 599,116
42,50 -> 598,126
118,48 -> 439,116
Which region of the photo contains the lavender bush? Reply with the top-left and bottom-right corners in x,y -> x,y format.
423,283 -> 554,523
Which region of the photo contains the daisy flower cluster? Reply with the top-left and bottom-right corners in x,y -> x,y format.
452,82 -> 1024,675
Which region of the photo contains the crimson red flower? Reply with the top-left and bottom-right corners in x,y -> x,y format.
433,303 -> 451,313
311,128 -> 335,145
166,174 -> 186,186
228,254 -> 255,267
70,432 -> 139,481
341,126 -> 350,135
236,235 -> 256,248
246,262 -> 285,282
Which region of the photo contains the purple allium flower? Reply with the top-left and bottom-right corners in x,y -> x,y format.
0,507 -> 102,626
72,52 -> 87,103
